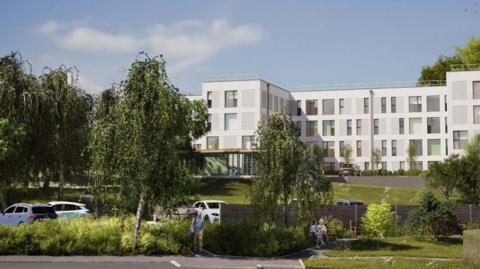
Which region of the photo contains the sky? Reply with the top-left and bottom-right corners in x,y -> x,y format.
1,0 -> 480,95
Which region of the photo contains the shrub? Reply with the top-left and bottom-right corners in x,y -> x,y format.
321,215 -> 346,238
0,217 -> 192,256
403,191 -> 461,238
361,203 -> 395,240
204,220 -> 309,257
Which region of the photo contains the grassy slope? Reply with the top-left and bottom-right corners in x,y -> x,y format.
304,258 -> 473,269
323,236 -> 463,259
192,179 -> 432,205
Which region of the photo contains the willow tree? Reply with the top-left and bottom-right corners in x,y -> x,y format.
0,52 -> 47,190
251,113 -> 332,226
89,54 -> 209,250
40,67 -> 91,200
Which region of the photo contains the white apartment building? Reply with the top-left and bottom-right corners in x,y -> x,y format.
188,70 -> 480,177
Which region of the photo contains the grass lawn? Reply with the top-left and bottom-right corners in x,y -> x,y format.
192,178 -> 430,205
324,236 -> 463,259
304,257 -> 474,269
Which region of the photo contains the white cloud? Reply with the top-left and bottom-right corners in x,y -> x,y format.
77,75 -> 105,94
36,19 -> 263,71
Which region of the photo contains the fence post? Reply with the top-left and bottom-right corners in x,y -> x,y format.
395,204 -> 398,231
469,204 -> 472,225
354,204 -> 358,227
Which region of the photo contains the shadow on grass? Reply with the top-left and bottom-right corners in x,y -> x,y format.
337,239 -> 420,252
193,178 -> 252,197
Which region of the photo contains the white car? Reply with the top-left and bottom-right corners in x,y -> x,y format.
47,201 -> 90,219
192,200 -> 226,223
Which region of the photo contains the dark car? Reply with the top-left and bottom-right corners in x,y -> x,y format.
335,199 -> 364,206
338,163 -> 360,176
0,203 -> 57,227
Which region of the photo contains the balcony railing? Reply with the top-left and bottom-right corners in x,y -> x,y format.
451,63 -> 480,72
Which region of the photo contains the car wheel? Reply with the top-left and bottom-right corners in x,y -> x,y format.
204,215 -> 210,223
17,222 -> 24,227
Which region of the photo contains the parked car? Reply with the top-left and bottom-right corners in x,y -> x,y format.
335,199 -> 364,206
338,163 -> 361,176
47,201 -> 90,219
0,203 -> 57,226
192,200 -> 226,223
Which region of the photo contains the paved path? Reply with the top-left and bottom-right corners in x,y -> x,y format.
0,256 -> 305,269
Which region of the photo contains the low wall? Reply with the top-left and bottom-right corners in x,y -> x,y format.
464,229 -> 480,267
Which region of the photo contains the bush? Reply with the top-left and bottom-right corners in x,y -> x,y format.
403,192 -> 461,238
321,215 -> 347,238
204,220 -> 309,257
361,203 -> 395,239
0,217 -> 192,256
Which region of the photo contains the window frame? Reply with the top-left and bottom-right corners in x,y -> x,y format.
225,90 -> 238,108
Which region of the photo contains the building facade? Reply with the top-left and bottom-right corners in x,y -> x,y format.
188,70 -> 480,177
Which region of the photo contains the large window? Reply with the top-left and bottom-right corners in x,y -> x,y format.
364,98 -> 369,114
392,140 -> 397,156
428,139 -> 441,156
296,100 -> 302,116
339,99 -> 345,114
207,136 -> 219,150
242,136 -> 254,149
409,139 -> 423,156
323,99 -> 334,115
391,97 -> 397,113
225,91 -> 237,107
306,100 -> 318,115
306,121 -> 318,137
453,130 -> 468,150
474,106 -> 480,124
224,113 -> 237,130
207,91 -> 212,108
409,96 -> 422,112
323,141 -> 335,157
356,119 -> 362,135
374,119 -> 379,135
356,141 -> 362,157
347,119 -> 352,136
426,95 -> 440,112
399,118 -> 404,134
427,117 -> 440,134
474,81 -> 480,99
339,141 -> 345,156
409,118 -> 422,134
323,120 -> 335,136
381,97 -> 386,113
381,140 -> 387,156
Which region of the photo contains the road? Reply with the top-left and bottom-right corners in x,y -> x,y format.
0,256 -> 305,269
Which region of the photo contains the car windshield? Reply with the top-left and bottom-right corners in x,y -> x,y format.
207,203 -> 222,209
32,206 -> 56,214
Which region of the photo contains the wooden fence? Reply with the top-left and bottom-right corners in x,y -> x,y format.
221,204 -> 480,227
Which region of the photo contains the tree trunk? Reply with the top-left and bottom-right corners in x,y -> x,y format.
58,160 -> 65,201
283,187 -> 289,227
133,187 -> 146,251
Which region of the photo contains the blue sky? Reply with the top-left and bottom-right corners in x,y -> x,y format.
1,0 -> 480,94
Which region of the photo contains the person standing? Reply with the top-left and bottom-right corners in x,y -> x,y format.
309,220 -> 320,248
191,212 -> 205,251
317,218 -> 328,248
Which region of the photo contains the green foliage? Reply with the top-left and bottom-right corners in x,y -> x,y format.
340,144 -> 353,165
361,203 -> 395,239
418,37 -> 480,82
404,192 -> 461,238
456,37 -> 480,65
204,221 -> 309,257
372,148 -> 382,171
251,114 -> 332,225
406,143 -> 417,174
0,217 -> 192,256
88,53 -> 209,247
424,155 -> 461,200
321,215 -> 347,238
455,134 -> 480,205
